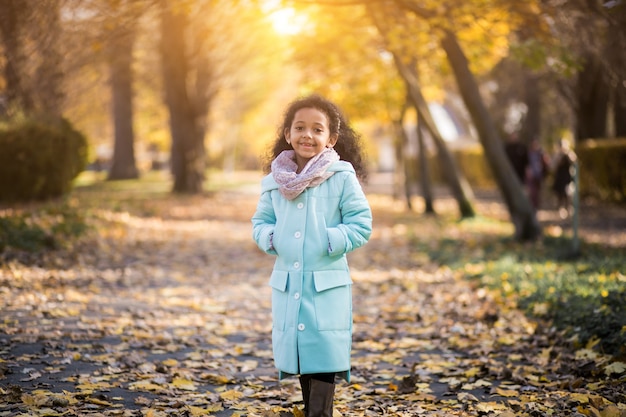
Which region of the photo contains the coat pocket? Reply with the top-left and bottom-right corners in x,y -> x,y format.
313,270 -> 352,330
269,270 -> 289,331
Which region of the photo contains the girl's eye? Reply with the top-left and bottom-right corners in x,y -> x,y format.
295,126 -> 303,131
315,128 -> 323,133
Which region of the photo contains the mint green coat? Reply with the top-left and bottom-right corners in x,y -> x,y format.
251,161 -> 372,382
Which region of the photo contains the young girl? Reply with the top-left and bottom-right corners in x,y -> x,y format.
252,95 -> 372,417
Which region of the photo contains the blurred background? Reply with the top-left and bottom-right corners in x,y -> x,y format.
1,0 -> 624,214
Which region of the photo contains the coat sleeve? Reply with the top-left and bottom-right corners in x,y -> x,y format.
251,190 -> 277,255
327,173 -> 372,256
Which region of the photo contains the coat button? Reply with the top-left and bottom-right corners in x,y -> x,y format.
298,323 -> 305,331
297,202 -> 304,209
294,231 -> 301,238
293,261 -> 300,269
294,292 -> 300,300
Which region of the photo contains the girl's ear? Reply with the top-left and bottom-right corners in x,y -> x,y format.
284,128 -> 291,145
327,133 -> 338,148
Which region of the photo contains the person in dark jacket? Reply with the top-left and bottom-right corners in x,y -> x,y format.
551,139 -> 576,218
504,132 -> 528,183
526,138 -> 550,211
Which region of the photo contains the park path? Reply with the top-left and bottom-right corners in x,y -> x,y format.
1,174 -> 624,416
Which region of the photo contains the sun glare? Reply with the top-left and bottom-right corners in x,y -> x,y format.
270,7 -> 305,36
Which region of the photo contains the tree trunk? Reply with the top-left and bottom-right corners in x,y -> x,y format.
575,54 -> 609,140
0,0 -> 33,115
33,0 -> 63,120
439,29 -> 541,240
416,111 -> 435,214
394,54 -> 476,218
392,118 -> 411,209
613,81 -> 626,137
107,23 -> 139,180
159,2 -> 204,194
391,98 -> 413,209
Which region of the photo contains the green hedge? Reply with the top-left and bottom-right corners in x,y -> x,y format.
576,138 -> 626,203
0,118 -> 88,202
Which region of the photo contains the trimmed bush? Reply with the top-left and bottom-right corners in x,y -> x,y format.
0,118 -> 88,202
576,138 -> 626,203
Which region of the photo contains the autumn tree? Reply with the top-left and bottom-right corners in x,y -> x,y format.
367,5 -> 476,217
278,2 -> 462,214
389,0 -> 542,240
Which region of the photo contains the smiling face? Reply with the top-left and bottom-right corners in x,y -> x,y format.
285,107 -> 338,172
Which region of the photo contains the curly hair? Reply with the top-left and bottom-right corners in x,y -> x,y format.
264,94 -> 367,181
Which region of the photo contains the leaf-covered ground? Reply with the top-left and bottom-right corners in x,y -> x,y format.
1,172 -> 625,417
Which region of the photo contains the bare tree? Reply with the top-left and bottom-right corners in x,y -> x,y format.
107,16 -> 139,180
159,1 -> 204,193
0,0 -> 61,118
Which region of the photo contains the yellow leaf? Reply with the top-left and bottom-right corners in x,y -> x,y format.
494,387 -> 519,397
604,362 -> 626,376
405,392 -> 436,402
87,396 -> 112,406
586,336 -> 602,349
598,404 -> 624,417
201,373 -> 233,384
461,379 -> 492,390
206,404 -> 224,413
532,302 -> 550,316
464,367 -> 481,378
75,381 -> 112,391
220,389 -> 244,401
293,405 -> 306,417
128,380 -> 165,392
571,392 -> 592,404
186,404 -> 223,416
576,349 -> 599,360
497,335 -> 518,345
31,408 -> 67,416
577,405 -> 601,417
457,392 -> 479,402
162,358 -> 178,367
475,402 -> 509,412
172,377 -> 197,391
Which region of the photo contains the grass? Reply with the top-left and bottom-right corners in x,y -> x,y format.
406,214 -> 626,358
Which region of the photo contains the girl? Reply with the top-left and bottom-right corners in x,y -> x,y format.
252,95 -> 372,417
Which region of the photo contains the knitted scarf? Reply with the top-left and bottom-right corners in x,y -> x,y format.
271,148 -> 340,200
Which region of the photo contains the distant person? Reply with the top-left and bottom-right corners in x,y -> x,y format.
504,132 -> 528,183
526,137 -> 550,211
551,139 -> 576,218
251,94 -> 372,417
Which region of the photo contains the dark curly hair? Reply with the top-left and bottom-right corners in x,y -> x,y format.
264,94 -> 367,181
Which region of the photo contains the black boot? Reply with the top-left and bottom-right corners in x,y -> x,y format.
307,379 -> 335,417
299,374 -> 312,415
